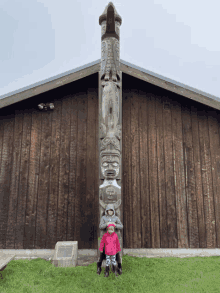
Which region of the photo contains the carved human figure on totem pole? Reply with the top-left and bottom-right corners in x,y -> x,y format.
97,2 -> 123,276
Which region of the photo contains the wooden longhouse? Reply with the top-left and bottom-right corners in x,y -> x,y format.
1,4 -> 220,252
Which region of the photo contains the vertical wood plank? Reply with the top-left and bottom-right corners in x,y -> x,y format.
171,100 -> 188,248
94,83 -> 99,250
0,115 -> 4,174
46,100 -> 61,248
122,90 -> 128,248
131,90 -> 141,248
6,109 -> 23,248
122,90 -> 133,248
56,96 -> 71,242
197,108 -> 216,248
67,95 -> 77,243
0,114 -> 15,249
128,92 -> 133,248
181,104 -> 199,248
139,90 -> 151,248
35,110 -> 51,248
85,89 -> 97,248
15,111 -> 32,249
191,105 -> 206,247
163,98 -> 177,248
148,94 -> 160,248
155,95 -> 168,248
0,114 -> 6,248
75,92 -> 87,248
24,110 -> 41,249
207,110 -> 220,247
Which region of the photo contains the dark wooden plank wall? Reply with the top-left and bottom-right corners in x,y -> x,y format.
0,73 -> 99,249
122,73 -> 220,248
1,71 -> 220,250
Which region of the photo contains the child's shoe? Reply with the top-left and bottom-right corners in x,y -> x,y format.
112,264 -> 118,277
104,266 -> 110,277
117,262 -> 122,275
97,262 -> 102,275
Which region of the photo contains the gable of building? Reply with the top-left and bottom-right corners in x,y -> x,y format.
0,59 -> 219,111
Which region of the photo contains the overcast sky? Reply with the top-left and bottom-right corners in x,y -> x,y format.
1,0 -> 220,99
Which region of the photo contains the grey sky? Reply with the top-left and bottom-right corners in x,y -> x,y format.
1,0 -> 219,99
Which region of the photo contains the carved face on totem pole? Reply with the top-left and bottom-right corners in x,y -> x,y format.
101,155 -> 119,179
100,139 -> 121,204
100,135 -> 120,180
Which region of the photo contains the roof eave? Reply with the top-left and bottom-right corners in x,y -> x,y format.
120,60 -> 220,111
0,60 -> 101,110
0,59 -> 220,111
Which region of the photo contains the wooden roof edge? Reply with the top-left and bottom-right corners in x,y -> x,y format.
0,59 -> 101,110
0,58 -> 220,111
120,59 -> 220,111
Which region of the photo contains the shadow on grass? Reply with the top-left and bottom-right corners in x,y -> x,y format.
0,255 -> 220,292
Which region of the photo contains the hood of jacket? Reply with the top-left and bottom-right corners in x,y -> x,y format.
105,204 -> 115,216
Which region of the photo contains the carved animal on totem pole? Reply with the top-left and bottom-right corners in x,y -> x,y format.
98,2 -> 123,262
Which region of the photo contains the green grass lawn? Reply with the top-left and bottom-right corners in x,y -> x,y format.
0,254 -> 220,292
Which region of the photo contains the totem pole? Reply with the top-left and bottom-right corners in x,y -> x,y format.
98,2 -> 123,266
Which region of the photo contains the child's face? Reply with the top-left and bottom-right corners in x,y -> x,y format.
107,209 -> 113,216
107,226 -> 114,234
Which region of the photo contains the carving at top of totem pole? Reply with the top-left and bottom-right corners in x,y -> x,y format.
99,2 -> 121,82
98,2 -> 123,257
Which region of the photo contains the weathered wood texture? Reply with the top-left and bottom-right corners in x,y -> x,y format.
1,72 -> 220,249
122,73 -> 220,248
0,73 -> 99,249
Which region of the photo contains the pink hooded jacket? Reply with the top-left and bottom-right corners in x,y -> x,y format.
99,224 -> 121,255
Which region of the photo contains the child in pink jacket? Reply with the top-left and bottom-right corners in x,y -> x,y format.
99,223 -> 121,277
